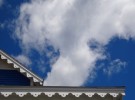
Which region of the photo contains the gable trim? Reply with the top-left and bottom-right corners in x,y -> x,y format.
0,50 -> 43,85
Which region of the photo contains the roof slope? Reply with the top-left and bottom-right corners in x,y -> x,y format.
0,50 -> 43,85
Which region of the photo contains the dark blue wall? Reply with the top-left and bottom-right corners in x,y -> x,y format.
0,69 -> 30,86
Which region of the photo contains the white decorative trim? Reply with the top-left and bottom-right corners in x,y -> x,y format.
44,92 -> 55,97
13,64 -> 19,68
1,92 -> 12,97
98,93 -> 107,97
0,51 -> 43,85
26,73 -> 32,77
40,82 -> 42,85
1,55 -> 6,59
33,78 -> 39,82
122,93 -> 125,96
20,68 -> 25,73
58,92 -> 69,97
85,93 -> 95,97
16,92 -> 27,97
0,92 -> 124,98
7,59 -> 12,64
110,93 -> 118,97
72,93 -> 82,97
30,92 -> 41,97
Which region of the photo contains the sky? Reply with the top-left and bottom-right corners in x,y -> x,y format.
0,0 -> 135,99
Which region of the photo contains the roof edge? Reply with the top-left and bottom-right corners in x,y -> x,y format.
0,50 -> 43,85
0,86 -> 125,97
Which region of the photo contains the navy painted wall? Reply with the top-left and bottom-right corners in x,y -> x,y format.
0,69 -> 30,86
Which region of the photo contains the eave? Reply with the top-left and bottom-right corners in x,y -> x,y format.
0,86 -> 125,97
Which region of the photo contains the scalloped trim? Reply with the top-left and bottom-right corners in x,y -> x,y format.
0,92 -> 125,97
0,51 -> 43,85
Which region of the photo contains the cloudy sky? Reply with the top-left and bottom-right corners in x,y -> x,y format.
0,0 -> 135,99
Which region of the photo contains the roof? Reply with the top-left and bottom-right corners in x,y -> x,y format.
0,86 -> 125,97
0,50 -> 43,85
0,50 -> 126,98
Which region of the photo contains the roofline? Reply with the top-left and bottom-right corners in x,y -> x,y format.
0,86 -> 125,97
0,50 -> 43,84
0,86 -> 125,92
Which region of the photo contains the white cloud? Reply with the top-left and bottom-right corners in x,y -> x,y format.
14,0 -> 135,86
103,59 -> 126,76
14,54 -> 31,67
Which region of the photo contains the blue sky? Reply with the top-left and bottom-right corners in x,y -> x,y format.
0,0 -> 135,100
